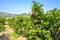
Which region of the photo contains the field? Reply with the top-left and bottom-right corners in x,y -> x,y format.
0,0 -> 60,40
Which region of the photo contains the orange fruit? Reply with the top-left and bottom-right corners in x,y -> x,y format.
35,13 -> 38,15
32,32 -> 35,35
40,10 -> 43,12
30,26 -> 32,29
59,28 -> 60,30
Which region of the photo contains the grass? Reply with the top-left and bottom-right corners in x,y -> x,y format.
10,32 -> 19,38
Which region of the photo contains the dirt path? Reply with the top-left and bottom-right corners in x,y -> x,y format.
4,25 -> 15,40
0,21 -> 27,40
4,25 -> 14,35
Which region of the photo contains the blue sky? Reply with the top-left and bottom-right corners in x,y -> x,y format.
0,0 -> 60,14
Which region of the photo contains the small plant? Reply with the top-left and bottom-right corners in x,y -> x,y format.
0,17 -> 5,32
10,32 -> 19,38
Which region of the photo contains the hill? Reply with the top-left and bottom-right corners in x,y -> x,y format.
0,12 -> 18,18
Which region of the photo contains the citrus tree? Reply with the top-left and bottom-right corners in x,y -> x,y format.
46,8 -> 60,40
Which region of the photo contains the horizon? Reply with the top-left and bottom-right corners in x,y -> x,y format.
0,0 -> 60,14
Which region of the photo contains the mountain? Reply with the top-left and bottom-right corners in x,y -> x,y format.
0,12 -> 31,18
0,12 -> 18,18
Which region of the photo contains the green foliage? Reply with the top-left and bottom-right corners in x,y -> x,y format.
7,0 -> 60,40
0,17 -> 5,24
0,23 -> 5,32
10,32 -> 19,38
0,17 -> 5,32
